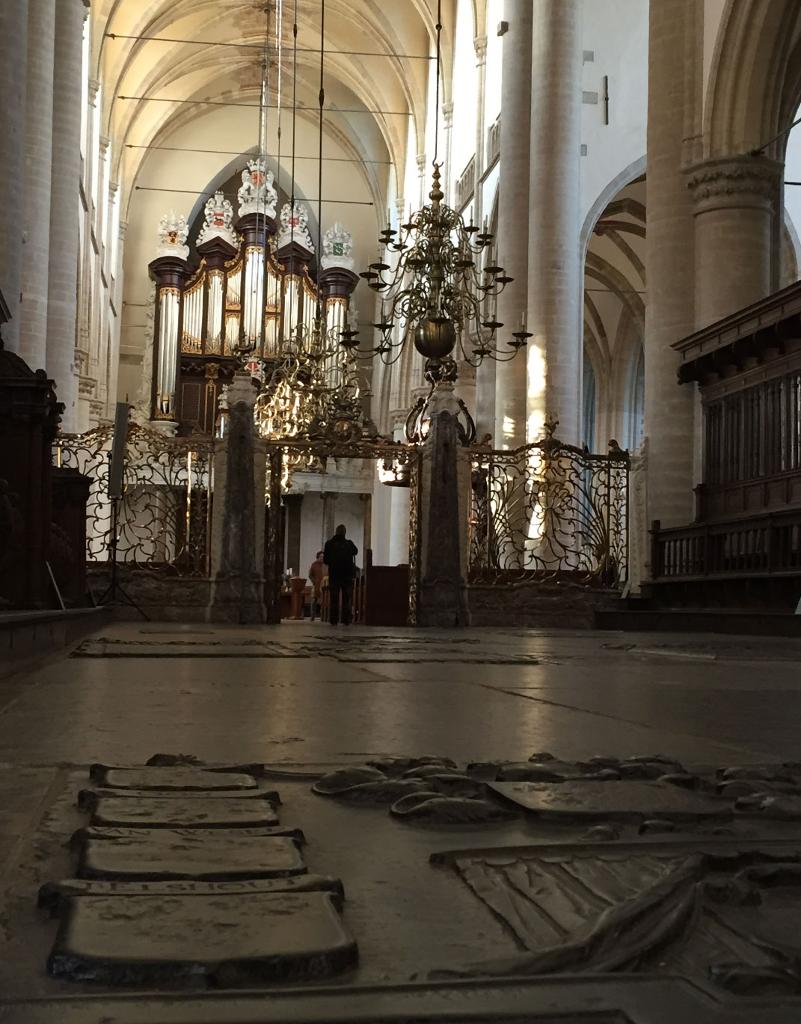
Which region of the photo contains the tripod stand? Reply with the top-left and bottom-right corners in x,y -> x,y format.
97,496 -> 149,620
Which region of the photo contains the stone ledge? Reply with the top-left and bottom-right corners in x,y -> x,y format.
0,607 -> 110,677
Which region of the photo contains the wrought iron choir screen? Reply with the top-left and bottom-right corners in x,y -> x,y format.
469,423 -> 630,588
55,423 -> 213,578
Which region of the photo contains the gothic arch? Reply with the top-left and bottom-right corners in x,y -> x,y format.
580,156 -> 646,256
705,0 -> 801,158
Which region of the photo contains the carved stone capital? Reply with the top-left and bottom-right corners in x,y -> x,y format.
686,155 -> 782,213
416,153 -> 427,175
474,35 -> 488,62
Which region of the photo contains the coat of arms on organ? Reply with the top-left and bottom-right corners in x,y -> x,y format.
146,159 -> 359,437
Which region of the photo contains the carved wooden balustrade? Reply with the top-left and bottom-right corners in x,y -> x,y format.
654,281 -> 801,591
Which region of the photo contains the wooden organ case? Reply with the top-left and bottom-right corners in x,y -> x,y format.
147,161 -> 358,437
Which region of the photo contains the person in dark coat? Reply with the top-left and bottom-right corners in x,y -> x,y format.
323,524 -> 358,625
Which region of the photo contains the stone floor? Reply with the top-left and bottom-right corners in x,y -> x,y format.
2,621 -> 801,1022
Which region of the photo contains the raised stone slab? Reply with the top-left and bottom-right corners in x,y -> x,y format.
488,780 -> 731,822
88,796 -> 280,829
47,891 -> 357,986
77,833 -> 305,881
38,874 -> 345,915
89,767 -> 259,791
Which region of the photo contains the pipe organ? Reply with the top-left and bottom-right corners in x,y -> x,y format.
147,159 -> 358,436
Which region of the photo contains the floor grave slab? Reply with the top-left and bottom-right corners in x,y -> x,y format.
88,795 -> 280,829
76,833 -> 306,881
47,891 -> 357,986
89,767 -> 259,791
71,824 -> 306,848
488,779 -> 732,822
429,841 -> 801,1001
79,787 -> 279,807
38,874 -> 345,915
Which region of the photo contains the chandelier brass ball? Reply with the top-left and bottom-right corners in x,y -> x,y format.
414,317 -> 456,360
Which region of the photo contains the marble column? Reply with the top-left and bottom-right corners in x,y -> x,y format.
526,0 -> 583,445
47,0 -> 86,432
19,0 -> 56,372
416,388 -> 471,627
207,374 -> 267,624
643,0 -> 696,530
283,493 -> 303,577
494,0 -> 532,449
688,155 -> 782,328
0,0 -> 29,353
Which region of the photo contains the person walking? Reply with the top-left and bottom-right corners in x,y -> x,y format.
323,524 -> 358,625
308,550 -> 327,621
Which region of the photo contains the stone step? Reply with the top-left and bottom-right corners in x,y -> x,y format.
595,608 -> 801,637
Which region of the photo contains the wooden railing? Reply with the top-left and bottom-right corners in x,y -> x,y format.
651,510 -> 801,579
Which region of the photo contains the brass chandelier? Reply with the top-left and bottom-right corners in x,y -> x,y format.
345,0 -> 531,371
251,0 -> 359,445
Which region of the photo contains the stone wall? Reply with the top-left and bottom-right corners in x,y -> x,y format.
87,567 -> 212,622
468,579 -> 619,629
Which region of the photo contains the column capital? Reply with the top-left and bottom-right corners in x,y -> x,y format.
416,153 -> 427,174
442,101 -> 454,126
686,154 -> 782,213
474,35 -> 488,62
98,134 -> 111,156
88,78 -> 100,103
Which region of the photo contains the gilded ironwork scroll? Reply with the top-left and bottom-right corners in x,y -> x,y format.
468,422 -> 629,587
55,424 -> 213,577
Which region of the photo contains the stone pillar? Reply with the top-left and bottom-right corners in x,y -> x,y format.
0,0 -> 29,354
526,0 -> 582,445
643,0 -> 696,529
416,153 -> 427,207
47,0 -> 86,432
388,420 -> 410,565
207,374 -> 267,624
494,1 -> 532,449
688,155 -> 782,328
19,0 -> 56,372
442,102 -> 454,202
472,33 -> 496,440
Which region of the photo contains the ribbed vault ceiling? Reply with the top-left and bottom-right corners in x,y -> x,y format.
90,0 -> 473,208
